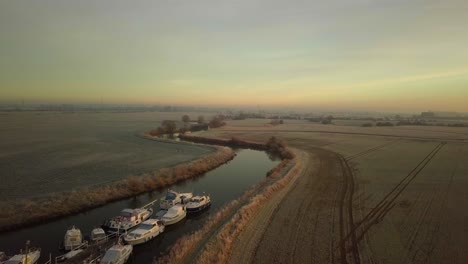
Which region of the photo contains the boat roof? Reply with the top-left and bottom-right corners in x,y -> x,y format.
91,228 -> 105,235
142,219 -> 159,225
164,205 -> 184,217
6,250 -> 39,262
129,228 -> 150,236
164,190 -> 178,200
101,250 -> 120,262
155,210 -> 167,218
66,228 -> 82,236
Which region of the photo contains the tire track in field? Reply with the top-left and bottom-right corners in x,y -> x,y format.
337,156 -> 361,264
339,142 -> 445,250
413,162 -> 457,264
345,139 -> 400,161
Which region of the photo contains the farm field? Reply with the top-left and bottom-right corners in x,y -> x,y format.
0,111 -> 214,200
195,119 -> 468,264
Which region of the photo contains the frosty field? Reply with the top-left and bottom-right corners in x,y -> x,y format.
194,118 -> 468,264
0,111 -> 213,200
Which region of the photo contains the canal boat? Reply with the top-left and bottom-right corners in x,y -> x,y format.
186,194 -> 211,213
123,219 -> 165,245
160,190 -> 193,210
63,226 -> 86,251
100,243 -> 132,264
2,247 -> 40,264
90,228 -> 107,243
102,199 -> 156,232
157,204 -> 186,225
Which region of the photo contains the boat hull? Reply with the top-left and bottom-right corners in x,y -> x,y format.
124,230 -> 162,245
186,201 -> 211,214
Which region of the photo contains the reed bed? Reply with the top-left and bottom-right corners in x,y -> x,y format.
181,134 -> 295,160
154,139 -> 300,264
0,147 -> 235,233
155,178 -> 268,264
194,150 -> 303,264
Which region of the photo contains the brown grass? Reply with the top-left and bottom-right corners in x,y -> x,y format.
180,134 -> 295,160
194,150 -> 302,264
0,146 -> 235,233
154,141 -> 300,264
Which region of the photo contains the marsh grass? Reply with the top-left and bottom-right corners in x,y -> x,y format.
0,147 -> 235,232
154,137 -> 300,264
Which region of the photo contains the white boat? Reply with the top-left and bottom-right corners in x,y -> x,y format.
90,228 -> 107,243
99,243 -> 132,264
186,195 -> 211,213
2,248 -> 40,264
160,190 -> 193,210
123,219 -> 165,245
157,204 -> 186,225
102,200 -> 156,232
64,226 -> 86,251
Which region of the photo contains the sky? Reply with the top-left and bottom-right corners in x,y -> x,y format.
1,0 -> 467,112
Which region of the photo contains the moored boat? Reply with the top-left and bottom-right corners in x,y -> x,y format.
186,195 -> 211,213
90,228 -> 107,243
99,243 -> 132,264
63,226 -> 86,251
160,190 -> 193,209
123,219 -> 165,245
102,199 -> 156,232
2,243 -> 40,264
157,204 -> 186,225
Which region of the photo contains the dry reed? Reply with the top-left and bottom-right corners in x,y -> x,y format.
154,139 -> 301,264
194,151 -> 303,264
0,146 -> 235,233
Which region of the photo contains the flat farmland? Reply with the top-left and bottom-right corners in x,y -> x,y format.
353,141 -> 468,264
197,120 -> 468,264
0,111 -> 214,200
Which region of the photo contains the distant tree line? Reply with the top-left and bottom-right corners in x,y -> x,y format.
308,115 -> 334,125
270,119 -> 284,125
361,120 -> 467,128
148,114 -> 227,137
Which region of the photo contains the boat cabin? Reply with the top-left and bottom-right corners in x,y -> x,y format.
118,208 -> 147,222
91,228 -> 106,242
64,226 -> 83,251
100,244 -> 132,264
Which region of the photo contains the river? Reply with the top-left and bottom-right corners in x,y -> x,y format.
0,148 -> 278,263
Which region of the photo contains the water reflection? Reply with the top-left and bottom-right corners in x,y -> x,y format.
0,149 -> 277,263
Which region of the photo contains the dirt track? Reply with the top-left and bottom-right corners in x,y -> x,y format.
229,145 -> 347,264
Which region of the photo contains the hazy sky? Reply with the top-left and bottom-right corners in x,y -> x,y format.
1,0 -> 467,112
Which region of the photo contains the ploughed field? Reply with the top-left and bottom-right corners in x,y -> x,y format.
197,119 -> 468,264
0,112 -> 213,200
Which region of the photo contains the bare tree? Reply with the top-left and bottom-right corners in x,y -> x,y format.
197,115 -> 205,124
209,115 -> 226,128
182,115 -> 190,123
161,120 -> 177,135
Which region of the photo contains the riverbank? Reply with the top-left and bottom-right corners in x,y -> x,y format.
154,135 -> 300,264
0,145 -> 235,233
